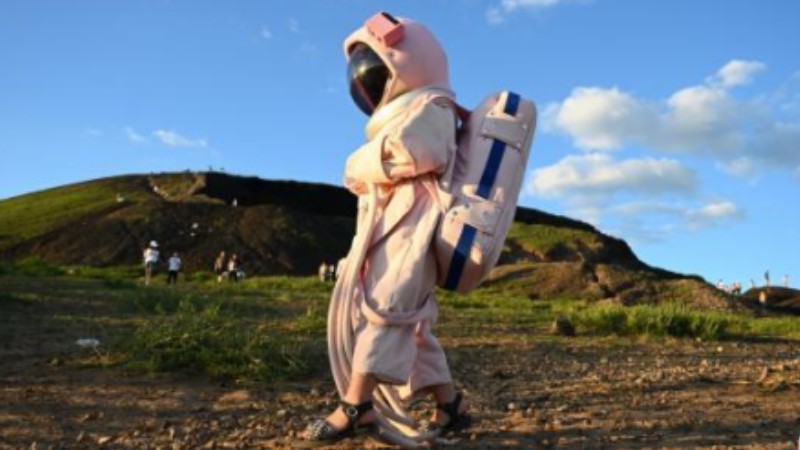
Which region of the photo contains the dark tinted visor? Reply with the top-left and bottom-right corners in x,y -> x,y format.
347,43 -> 389,116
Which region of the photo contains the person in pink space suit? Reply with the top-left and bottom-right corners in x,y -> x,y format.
299,12 -> 470,448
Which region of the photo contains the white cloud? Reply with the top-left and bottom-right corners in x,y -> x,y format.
718,157 -> 757,179
260,26 -> 273,40
528,153 -> 697,204
152,130 -> 208,149
603,198 -> 744,243
125,127 -> 148,144
685,201 -> 744,229
545,59 -> 800,177
545,87 -> 656,150
706,60 -> 766,88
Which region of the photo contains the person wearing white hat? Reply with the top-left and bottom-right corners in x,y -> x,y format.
143,241 -> 160,286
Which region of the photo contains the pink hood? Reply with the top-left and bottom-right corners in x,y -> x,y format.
343,15 -> 451,112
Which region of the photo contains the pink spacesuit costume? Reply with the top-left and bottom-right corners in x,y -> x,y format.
324,12 -> 461,447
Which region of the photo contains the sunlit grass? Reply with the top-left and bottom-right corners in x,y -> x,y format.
1,268 -> 798,384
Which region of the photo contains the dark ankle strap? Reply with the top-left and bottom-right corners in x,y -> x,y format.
436,392 -> 462,418
340,400 -> 373,425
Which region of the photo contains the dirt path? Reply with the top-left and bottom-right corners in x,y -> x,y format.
1,278 -> 798,449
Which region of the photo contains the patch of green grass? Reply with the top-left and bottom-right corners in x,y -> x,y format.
2,272 -> 797,385
0,176 -> 149,247
67,265 -> 141,281
506,222 -> 599,255
119,296 -> 326,381
731,316 -> 800,339
1,256 -> 65,277
568,302 -> 734,340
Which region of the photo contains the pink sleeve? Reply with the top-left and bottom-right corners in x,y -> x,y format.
383,99 -> 456,180
344,99 -> 456,194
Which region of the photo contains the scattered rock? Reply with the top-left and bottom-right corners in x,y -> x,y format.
551,315 -> 576,336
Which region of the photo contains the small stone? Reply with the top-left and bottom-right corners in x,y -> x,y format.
276,409 -> 288,418
76,431 -> 86,443
97,436 -> 113,445
550,315 -> 576,337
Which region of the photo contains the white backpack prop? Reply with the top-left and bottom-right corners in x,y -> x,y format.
428,91 -> 537,294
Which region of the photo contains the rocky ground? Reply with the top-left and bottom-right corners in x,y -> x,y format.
1,274 -> 799,449
2,334 -> 799,449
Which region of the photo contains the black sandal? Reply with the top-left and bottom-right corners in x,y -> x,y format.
294,400 -> 376,448
421,392 -> 472,434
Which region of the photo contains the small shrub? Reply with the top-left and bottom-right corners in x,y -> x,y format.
572,303 -> 732,340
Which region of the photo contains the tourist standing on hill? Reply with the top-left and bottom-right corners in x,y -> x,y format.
167,252 -> 182,285
300,12 -> 469,447
327,262 -> 336,282
227,254 -> 241,282
142,241 -> 160,286
764,270 -> 771,287
318,261 -> 329,282
214,251 -> 227,283
783,274 -> 789,288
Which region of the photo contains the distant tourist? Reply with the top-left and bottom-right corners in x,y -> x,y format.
232,198 -> 238,207
783,274 -> 789,288
716,279 -> 724,290
143,241 -> 160,286
731,281 -> 741,296
328,263 -> 335,282
167,252 -> 182,285
214,251 -> 227,283
759,290 -> 768,308
749,279 -> 756,290
764,270 -> 770,287
319,262 -> 329,283
228,254 -> 241,282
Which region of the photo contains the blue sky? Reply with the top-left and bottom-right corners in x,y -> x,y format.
1,0 -> 798,288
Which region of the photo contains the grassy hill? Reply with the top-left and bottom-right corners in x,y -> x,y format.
0,171 -> 733,308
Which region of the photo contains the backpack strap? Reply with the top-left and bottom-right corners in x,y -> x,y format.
427,94 -> 468,210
